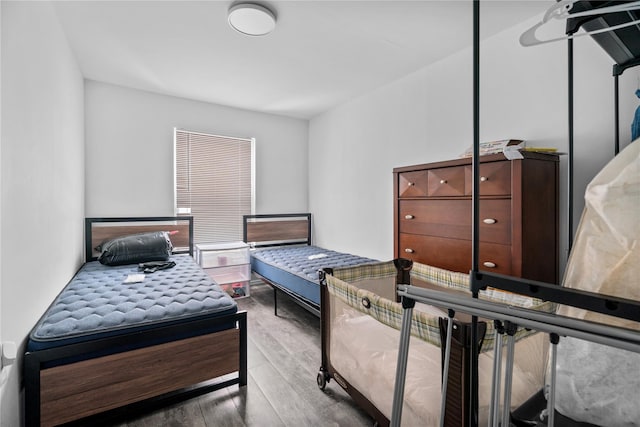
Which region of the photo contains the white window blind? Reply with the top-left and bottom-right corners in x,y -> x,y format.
175,129 -> 254,244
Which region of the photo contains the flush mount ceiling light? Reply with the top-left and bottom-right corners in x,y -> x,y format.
228,3 -> 277,36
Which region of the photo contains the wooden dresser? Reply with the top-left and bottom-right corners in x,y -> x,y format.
393,152 -> 559,284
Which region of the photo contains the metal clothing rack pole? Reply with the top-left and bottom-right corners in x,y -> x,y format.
469,0 -> 481,424
612,58 -> 640,156
615,73 -> 620,155
488,320 -> 504,427
567,38 -> 575,252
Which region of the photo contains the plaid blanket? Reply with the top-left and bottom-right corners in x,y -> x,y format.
326,260 -> 555,352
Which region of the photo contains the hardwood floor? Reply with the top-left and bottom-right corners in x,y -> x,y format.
98,282 -> 374,427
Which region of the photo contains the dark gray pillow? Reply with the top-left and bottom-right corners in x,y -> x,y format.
98,231 -> 172,266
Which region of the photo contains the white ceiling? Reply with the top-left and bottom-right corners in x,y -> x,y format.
52,1 -> 552,120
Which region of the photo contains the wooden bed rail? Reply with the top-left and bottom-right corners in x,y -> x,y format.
85,216 -> 194,261
25,311 -> 247,427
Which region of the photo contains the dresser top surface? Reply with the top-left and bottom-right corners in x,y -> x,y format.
393,151 -> 559,173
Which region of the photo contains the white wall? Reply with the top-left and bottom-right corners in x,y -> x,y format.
1,2 -> 85,426
85,80 -> 309,218
309,12 -> 637,268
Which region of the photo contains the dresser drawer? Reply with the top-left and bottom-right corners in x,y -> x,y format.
399,200 -> 468,239
427,166 -> 465,196
478,199 -> 511,244
398,170 -> 428,197
398,234 -> 512,275
398,199 -> 511,244
476,242 -> 513,275
464,161 -> 511,196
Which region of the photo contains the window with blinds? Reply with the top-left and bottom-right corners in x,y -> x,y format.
175,129 -> 255,244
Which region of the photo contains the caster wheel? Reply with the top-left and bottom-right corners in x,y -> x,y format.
317,371 -> 327,390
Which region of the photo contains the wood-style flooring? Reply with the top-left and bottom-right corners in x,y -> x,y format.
96,282 -> 374,427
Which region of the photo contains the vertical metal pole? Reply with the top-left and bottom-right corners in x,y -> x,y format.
470,0 -> 481,425
614,74 -> 620,155
488,321 -> 504,427
568,38 -> 575,253
440,310 -> 456,427
547,333 -> 560,427
501,322 -> 517,427
471,3 -> 480,272
391,296 -> 416,427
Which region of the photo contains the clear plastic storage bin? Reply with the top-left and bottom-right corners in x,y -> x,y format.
195,242 -> 250,298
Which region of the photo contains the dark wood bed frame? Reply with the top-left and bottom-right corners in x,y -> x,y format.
24,217 -> 247,427
242,213 -> 321,317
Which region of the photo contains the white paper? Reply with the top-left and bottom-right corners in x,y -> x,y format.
503,145 -> 524,160
123,273 -> 145,283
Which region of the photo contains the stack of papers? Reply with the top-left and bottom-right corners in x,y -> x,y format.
460,139 -> 525,157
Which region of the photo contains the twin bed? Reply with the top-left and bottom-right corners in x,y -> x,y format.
243,213 -> 376,316
24,217 -> 247,427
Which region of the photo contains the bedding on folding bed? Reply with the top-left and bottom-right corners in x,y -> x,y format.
28,253 -> 238,354
250,244 -> 376,305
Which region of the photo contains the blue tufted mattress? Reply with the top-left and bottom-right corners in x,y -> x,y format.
250,245 -> 376,306
28,254 -> 237,352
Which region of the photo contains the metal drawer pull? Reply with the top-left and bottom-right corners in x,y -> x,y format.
483,261 -> 496,268
440,179 -> 447,184
480,176 -> 488,182
407,182 -> 415,186
404,248 -> 415,253
483,218 -> 497,224
404,215 -> 414,220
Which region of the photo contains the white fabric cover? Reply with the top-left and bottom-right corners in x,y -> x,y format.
555,139 -> 640,426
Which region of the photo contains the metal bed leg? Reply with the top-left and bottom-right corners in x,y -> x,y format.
24,352 -> 41,427
390,295 -> 415,427
488,320 -> 505,427
439,309 -> 455,427
545,333 -> 560,427
239,312 -> 248,386
273,287 -> 278,316
501,321 -> 517,427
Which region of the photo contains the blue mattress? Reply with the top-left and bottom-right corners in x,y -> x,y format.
250,245 -> 376,305
28,254 -> 237,352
